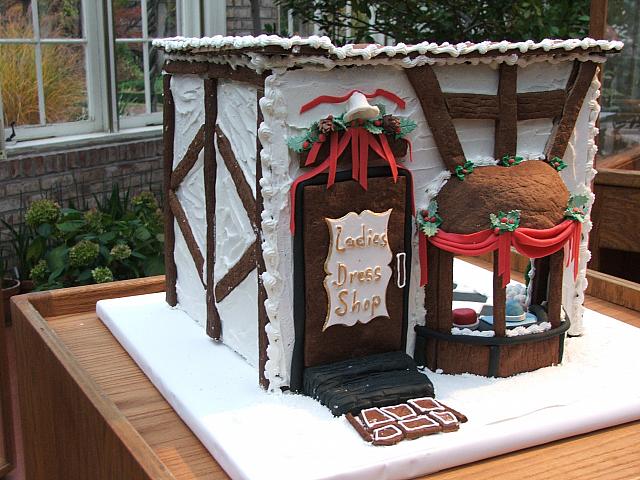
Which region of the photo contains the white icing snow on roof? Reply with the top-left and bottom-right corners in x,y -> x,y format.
153,35 -> 623,59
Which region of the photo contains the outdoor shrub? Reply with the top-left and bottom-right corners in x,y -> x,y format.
13,187 -> 165,290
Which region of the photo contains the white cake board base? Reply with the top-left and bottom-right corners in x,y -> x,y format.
97,262 -> 640,480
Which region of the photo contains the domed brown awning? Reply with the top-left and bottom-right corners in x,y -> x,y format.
436,161 -> 569,234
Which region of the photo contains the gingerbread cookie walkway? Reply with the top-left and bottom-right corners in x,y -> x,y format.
346,397 -> 468,446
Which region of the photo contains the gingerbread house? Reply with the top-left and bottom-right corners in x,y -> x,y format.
153,35 -> 621,414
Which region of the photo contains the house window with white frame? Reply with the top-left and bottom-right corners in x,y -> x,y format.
0,0 -> 223,146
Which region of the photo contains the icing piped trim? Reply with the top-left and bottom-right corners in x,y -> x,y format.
154,35 -> 623,59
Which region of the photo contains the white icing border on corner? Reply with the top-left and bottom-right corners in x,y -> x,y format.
258,71 -> 292,390
562,72 -> 601,336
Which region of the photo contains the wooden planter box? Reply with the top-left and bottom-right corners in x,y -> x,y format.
7,277 -> 640,479
9,277 -> 226,480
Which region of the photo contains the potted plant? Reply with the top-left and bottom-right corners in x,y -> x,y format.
0,248 -> 20,326
1,217 -> 35,294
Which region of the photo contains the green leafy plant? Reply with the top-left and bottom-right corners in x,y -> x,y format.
16,187 -> 165,291
1,215 -> 36,281
276,0 -> 590,45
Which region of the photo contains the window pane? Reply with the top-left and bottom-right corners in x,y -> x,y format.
116,42 -> 145,116
598,0 -> 640,161
38,0 -> 83,39
115,0 -> 143,38
0,1 -> 34,39
42,44 -> 87,123
147,0 -> 176,38
0,44 -> 39,126
149,43 -> 163,113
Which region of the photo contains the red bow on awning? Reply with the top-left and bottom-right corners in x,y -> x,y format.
418,220 -> 582,288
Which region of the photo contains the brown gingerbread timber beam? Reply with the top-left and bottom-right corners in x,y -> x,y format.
163,74 -> 178,306
516,90 -> 565,120
214,240 -> 258,303
170,125 -> 206,190
164,60 -> 266,87
494,64 -> 518,160
215,125 -> 259,230
168,189 -> 206,286
545,61 -> 598,160
405,65 -> 467,172
443,90 -> 565,120
444,94 -> 499,118
255,87 -> 270,389
204,78 -> 223,340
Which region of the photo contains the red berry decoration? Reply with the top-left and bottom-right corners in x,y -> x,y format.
374,120 -> 382,126
508,218 -> 515,224
429,216 -> 437,223
421,210 -> 429,219
501,217 -> 508,223
462,169 -> 468,174
494,227 -> 500,234
508,158 -> 515,164
302,140 -> 310,149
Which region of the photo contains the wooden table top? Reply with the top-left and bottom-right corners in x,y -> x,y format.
30,275 -> 640,479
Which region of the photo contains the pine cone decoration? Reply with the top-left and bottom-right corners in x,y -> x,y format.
318,115 -> 335,134
382,115 -> 401,134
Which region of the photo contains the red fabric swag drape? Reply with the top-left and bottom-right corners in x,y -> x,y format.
418,220 -> 582,288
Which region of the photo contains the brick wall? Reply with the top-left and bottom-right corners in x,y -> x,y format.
0,137 -> 163,270
226,0 -> 278,36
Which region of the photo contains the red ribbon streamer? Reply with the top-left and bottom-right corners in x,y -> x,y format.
419,220 -> 582,288
300,89 -> 406,114
290,127 -> 401,233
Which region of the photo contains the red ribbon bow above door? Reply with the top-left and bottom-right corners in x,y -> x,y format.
288,89 -> 414,233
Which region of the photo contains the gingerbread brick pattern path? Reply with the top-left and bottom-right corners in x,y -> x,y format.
349,398 -> 467,446
0,138 -> 163,269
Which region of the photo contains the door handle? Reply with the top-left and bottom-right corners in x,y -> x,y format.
396,252 -> 406,289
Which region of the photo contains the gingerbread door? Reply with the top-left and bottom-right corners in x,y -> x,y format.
290,167 -> 413,390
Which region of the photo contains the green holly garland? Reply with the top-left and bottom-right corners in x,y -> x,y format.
564,195 -> 589,222
500,154 -> 523,167
490,210 -> 521,233
286,104 -> 417,153
416,200 -> 442,237
455,161 -> 475,180
546,156 -> 567,172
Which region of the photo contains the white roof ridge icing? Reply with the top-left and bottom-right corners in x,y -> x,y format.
153,35 -> 623,58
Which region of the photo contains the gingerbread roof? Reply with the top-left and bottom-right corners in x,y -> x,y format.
153,35 -> 622,61
436,161 -> 570,234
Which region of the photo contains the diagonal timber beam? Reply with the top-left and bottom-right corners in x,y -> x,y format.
214,240 -> 258,303
215,125 -> 258,230
171,125 -> 206,190
168,190 -> 205,286
405,65 -> 467,172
